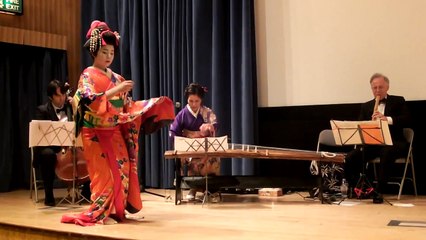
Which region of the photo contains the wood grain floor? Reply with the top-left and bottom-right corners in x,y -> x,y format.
0,189 -> 425,240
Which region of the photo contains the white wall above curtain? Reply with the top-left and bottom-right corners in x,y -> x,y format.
256,0 -> 426,107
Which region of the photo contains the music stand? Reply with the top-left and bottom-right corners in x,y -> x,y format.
29,120 -> 89,205
330,120 -> 393,204
174,136 -> 228,206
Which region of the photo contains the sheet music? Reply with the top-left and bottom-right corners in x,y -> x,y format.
330,120 -> 392,146
29,120 -> 82,147
174,136 -> 228,152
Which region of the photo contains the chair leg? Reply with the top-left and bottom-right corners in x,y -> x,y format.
397,160 -> 410,200
33,167 -> 39,203
30,148 -> 34,200
29,165 -> 33,199
30,147 -> 39,203
410,153 -> 417,196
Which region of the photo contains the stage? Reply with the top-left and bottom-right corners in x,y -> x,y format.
0,189 -> 425,240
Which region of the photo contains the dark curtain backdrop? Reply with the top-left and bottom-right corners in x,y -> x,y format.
81,0 -> 258,188
0,42 -> 68,192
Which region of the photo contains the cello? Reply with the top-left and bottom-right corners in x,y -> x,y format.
55,83 -> 89,185
55,146 -> 89,183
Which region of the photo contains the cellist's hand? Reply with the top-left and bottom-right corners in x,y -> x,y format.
67,96 -> 73,104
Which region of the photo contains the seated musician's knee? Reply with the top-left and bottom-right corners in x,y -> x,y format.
38,147 -> 57,167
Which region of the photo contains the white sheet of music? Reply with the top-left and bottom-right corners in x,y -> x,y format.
174,135 -> 228,152
330,120 -> 392,146
29,120 -> 82,147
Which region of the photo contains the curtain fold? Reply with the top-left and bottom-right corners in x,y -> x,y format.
81,0 -> 257,188
0,43 -> 68,192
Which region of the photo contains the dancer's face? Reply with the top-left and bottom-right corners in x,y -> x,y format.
93,44 -> 115,69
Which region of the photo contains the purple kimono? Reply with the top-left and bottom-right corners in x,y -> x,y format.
169,105 -> 220,176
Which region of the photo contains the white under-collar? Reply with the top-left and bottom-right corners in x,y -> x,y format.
187,104 -> 199,118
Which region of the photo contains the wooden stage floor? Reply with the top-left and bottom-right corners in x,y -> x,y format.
0,189 -> 425,240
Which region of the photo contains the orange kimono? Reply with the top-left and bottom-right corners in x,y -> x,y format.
61,67 -> 174,226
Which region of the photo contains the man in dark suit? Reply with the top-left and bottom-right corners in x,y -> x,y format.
344,73 -> 411,203
34,80 -> 90,206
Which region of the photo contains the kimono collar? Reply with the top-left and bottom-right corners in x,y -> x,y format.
187,104 -> 200,118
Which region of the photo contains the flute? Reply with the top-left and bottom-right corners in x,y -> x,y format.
372,96 -> 380,120
373,95 -> 380,112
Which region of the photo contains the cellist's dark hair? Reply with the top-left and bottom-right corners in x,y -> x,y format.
47,80 -> 69,98
184,83 -> 207,99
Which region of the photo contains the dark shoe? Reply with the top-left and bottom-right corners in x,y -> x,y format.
44,197 -> 55,206
373,193 -> 384,204
44,191 -> 55,206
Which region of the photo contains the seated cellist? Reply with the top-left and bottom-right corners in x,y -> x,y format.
33,80 -> 91,206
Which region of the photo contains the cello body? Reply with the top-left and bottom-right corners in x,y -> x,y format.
55,147 -> 89,183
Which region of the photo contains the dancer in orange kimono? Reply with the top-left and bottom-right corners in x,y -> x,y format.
61,20 -> 174,226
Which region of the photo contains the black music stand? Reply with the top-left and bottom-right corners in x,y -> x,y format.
330,120 -> 393,205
